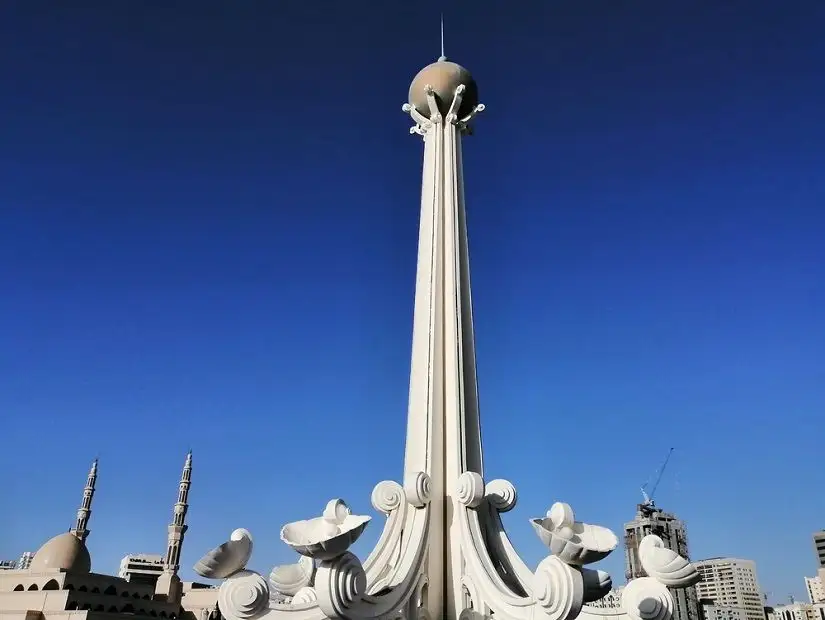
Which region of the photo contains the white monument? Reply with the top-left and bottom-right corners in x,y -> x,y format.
194,54 -> 701,620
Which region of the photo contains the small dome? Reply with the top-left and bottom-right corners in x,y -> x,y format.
408,59 -> 478,120
30,532 -> 91,574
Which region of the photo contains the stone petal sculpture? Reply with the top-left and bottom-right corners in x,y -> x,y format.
269,556 -> 315,599
194,528 -> 253,579
638,535 -> 701,588
194,57 -> 702,620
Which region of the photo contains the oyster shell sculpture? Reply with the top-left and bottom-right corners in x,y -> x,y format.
582,567 -> 613,602
638,534 -> 701,587
280,499 -> 371,562
269,555 -> 315,598
530,502 -> 618,565
194,528 -> 253,579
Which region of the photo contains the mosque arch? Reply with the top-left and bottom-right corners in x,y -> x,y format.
27,584 -> 38,591
65,583 -> 75,590
78,585 -> 88,592
13,584 -> 24,591
104,585 -> 117,595
91,586 -> 100,593
133,592 -> 141,598
143,594 -> 151,600
43,579 -> 60,590
122,590 -> 131,597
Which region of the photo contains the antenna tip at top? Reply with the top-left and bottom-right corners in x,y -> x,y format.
439,12 -> 446,61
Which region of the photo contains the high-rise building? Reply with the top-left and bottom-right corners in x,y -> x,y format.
694,557 -> 765,620
118,554 -> 165,585
16,552 -> 34,570
625,503 -> 700,620
814,531 -> 825,568
807,570 -> 825,604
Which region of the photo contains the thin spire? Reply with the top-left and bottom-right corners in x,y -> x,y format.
163,451 -> 192,576
71,458 -> 98,542
439,13 -> 446,61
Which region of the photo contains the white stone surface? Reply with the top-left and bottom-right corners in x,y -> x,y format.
193,61 -> 701,620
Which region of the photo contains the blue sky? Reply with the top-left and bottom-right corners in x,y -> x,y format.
1,0 -> 824,605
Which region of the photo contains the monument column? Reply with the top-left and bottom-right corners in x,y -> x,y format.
402,55 -> 485,619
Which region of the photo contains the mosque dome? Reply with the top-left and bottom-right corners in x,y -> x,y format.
408,59 -> 478,120
29,532 -> 91,574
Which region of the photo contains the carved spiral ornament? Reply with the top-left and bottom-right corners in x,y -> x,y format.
485,478 -> 518,512
291,586 -> 318,604
532,556 -> 585,620
457,471 -> 485,508
371,480 -> 404,514
218,570 -> 269,620
404,471 -> 432,508
315,552 -> 367,618
621,577 -> 674,620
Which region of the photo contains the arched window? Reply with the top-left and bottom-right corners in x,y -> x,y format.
122,590 -> 131,597
133,592 -> 141,599
13,585 -> 24,591
108,606 -> 119,613
123,604 -> 135,613
143,594 -> 151,600
94,605 -> 104,612
160,612 -> 168,618
65,583 -> 75,590
81,603 -> 92,611
104,585 -> 117,595
66,602 -> 79,610
79,585 -> 88,592
91,586 -> 100,594
150,611 -> 158,617
43,579 -> 59,591
27,584 -> 38,591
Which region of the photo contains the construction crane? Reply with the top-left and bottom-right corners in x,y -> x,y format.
640,447 -> 674,510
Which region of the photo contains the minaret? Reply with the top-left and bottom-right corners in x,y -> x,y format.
402,52 -> 485,618
70,459 -> 98,542
155,451 -> 191,603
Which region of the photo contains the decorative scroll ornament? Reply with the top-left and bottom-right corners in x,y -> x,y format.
193,473 -> 699,620
620,577 -> 674,620
218,570 -> 270,620
403,83 -> 485,136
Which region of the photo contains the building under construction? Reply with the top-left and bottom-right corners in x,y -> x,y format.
624,502 -> 701,620
624,448 -> 700,620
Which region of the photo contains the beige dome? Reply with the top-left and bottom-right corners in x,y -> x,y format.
30,532 -> 91,573
408,59 -> 478,120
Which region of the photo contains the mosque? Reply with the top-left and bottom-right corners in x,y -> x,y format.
0,454 -> 220,620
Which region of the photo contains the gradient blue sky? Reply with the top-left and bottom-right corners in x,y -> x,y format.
1,0 -> 823,604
